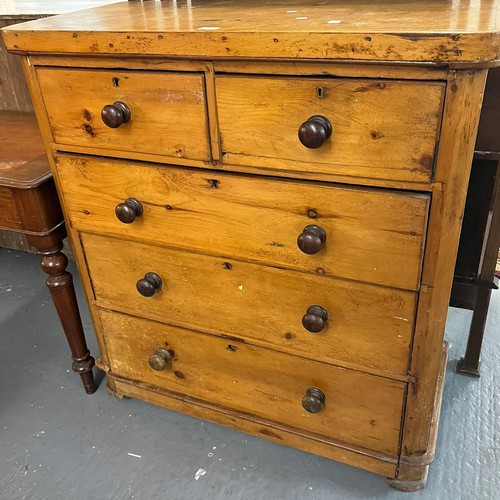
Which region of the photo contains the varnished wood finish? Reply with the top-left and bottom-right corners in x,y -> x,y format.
0,112 -> 49,187
82,233 -> 416,376
398,70 -> 487,484
4,0 -> 497,488
99,309 -> 406,456
217,76 -> 444,183
36,68 -> 210,161
29,227 -> 96,394
3,1 -> 500,65
111,376 -> 398,477
54,155 -> 430,291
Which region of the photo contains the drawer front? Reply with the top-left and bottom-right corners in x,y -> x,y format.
99,309 -> 405,456
57,155 -> 429,291
216,76 -> 444,183
83,234 -> 415,375
37,68 -> 210,161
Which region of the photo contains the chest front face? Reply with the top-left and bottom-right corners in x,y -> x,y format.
3,0 -> 495,489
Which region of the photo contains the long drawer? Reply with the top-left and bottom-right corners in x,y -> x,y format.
83,233 -> 415,375
99,309 -> 406,456
57,155 -> 430,291
37,68 -> 210,161
216,76 -> 444,183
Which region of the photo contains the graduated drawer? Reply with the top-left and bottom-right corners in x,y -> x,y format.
83,234 -> 416,375
99,309 -> 405,456
37,68 -> 210,161
57,155 -> 429,291
216,76 -> 444,183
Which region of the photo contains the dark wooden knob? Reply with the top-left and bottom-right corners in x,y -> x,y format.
298,115 -> 332,148
101,101 -> 131,128
149,348 -> 172,371
302,305 -> 328,333
302,387 -> 326,413
115,197 -> 143,224
136,272 -> 162,297
297,225 -> 327,254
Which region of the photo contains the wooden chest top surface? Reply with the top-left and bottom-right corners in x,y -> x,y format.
3,0 -> 500,65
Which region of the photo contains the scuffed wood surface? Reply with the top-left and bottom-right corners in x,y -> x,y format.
55,155 -> 430,291
100,308 -> 406,456
82,233 -> 416,376
37,67 -> 210,161
217,76 -> 443,182
2,0 -> 500,65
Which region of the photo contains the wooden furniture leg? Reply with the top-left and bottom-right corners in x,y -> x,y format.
456,287 -> 492,377
27,226 -> 96,394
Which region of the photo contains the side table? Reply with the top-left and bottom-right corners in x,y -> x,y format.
0,111 -> 96,393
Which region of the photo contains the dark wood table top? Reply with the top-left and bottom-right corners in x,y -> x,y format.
0,111 -> 50,188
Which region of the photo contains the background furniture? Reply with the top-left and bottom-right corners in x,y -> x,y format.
0,112 -> 96,393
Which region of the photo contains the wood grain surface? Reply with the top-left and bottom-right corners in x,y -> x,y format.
99,308 -> 406,456
217,76 -> 444,183
3,1 -> 500,65
82,233 -> 416,376
111,376 -> 398,477
36,67 -> 210,161
398,70 -> 488,481
55,155 -> 429,291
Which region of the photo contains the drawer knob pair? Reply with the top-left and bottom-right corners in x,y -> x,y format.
149,348 -> 172,371
101,101 -> 131,128
302,305 -> 328,333
115,197 -> 143,223
302,387 -> 326,413
297,225 -> 326,254
298,115 -> 332,149
136,272 -> 162,297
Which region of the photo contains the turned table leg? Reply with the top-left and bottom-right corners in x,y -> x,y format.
26,229 -> 96,394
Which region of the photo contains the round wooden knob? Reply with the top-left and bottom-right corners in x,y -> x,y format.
136,272 -> 162,297
302,305 -> 328,333
149,348 -> 173,371
101,101 -> 131,128
297,225 -> 327,254
115,197 -> 143,224
298,115 -> 332,148
302,387 -> 326,413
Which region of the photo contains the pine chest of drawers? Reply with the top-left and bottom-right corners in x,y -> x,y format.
4,0 -> 499,490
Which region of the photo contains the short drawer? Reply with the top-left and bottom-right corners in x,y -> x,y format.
37,68 -> 210,161
99,309 -> 405,456
216,76 -> 444,183
56,155 -> 429,291
83,234 -> 415,375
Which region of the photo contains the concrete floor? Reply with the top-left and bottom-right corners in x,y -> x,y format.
0,247 -> 499,500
